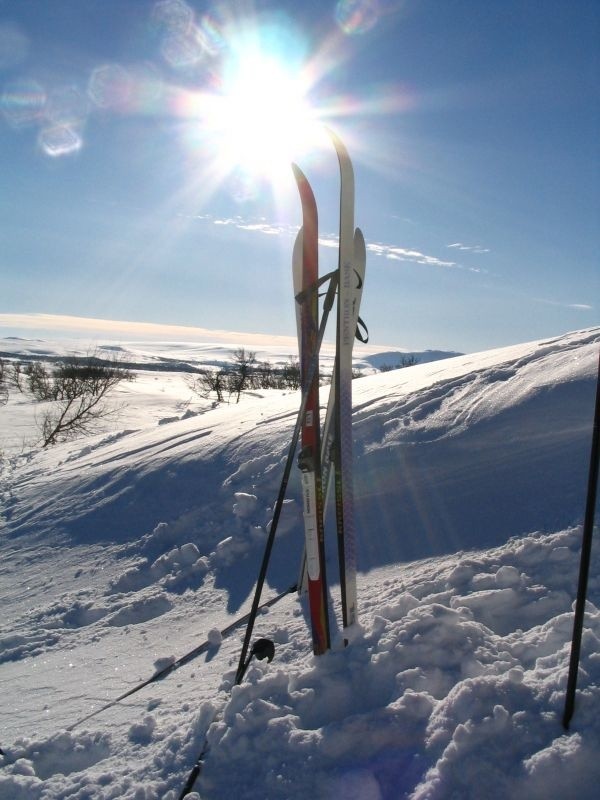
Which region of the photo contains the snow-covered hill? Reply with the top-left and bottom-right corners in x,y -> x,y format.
0,327 -> 599,799
361,349 -> 463,370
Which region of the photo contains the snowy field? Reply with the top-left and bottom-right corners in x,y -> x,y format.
0,327 -> 599,799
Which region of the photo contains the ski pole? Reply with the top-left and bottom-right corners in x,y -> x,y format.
563,347 -> 600,729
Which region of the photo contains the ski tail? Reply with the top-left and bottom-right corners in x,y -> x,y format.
292,163 -> 330,655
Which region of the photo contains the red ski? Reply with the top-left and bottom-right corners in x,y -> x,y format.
292,163 -> 330,655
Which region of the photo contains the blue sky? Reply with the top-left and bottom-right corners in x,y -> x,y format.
0,0 -> 598,353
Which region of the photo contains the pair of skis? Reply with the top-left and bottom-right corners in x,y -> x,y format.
293,131 -> 366,654
176,135 -> 364,798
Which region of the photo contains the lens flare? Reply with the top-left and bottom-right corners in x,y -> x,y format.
2,2 -> 415,173
0,79 -> 46,127
198,14 -> 226,56
152,0 -> 194,37
88,64 -> 133,110
153,0 -> 225,72
161,31 -> 201,69
45,85 -> 89,127
335,0 -> 380,36
0,21 -> 29,69
38,124 -> 82,157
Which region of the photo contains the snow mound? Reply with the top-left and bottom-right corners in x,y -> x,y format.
0,327 -> 599,799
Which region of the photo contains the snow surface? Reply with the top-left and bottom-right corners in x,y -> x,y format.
0,327 -> 599,799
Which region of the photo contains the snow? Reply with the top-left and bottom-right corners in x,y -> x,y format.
0,326 -> 599,799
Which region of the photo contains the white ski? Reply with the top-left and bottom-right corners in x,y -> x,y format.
298,227 -> 367,597
330,128 -> 359,630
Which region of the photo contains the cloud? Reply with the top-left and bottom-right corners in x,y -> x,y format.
447,242 -> 490,254
236,222 -> 285,236
533,299 -> 594,311
318,235 -> 339,249
0,313 -> 300,347
208,215 -> 293,238
366,241 -> 485,273
194,213 -> 485,274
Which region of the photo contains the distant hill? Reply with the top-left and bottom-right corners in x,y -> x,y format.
363,349 -> 463,370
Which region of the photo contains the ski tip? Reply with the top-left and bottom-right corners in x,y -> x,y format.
325,126 -> 350,157
291,162 -> 306,181
324,124 -> 337,142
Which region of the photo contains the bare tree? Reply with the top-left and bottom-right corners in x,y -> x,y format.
229,348 -> 257,403
282,356 -> 301,390
26,362 -> 54,400
186,369 -> 227,404
0,358 -> 8,406
186,352 -> 305,405
37,353 -> 134,447
379,355 -> 419,373
401,355 -> 419,368
10,361 -> 26,393
255,360 -> 275,389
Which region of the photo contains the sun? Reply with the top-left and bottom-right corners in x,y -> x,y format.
172,19 -> 325,194
216,47 -> 317,180
171,15 -> 398,203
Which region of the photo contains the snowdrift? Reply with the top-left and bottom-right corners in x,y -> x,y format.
0,327 -> 599,799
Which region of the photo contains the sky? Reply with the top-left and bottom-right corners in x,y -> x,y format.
0,0 -> 598,354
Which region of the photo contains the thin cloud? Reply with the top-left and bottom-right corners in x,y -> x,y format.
236,222 -> 285,236
195,214 -> 485,273
367,241 -> 485,273
209,215 -> 339,252
447,242 -> 490,254
208,214 -> 293,238
534,298 -> 594,311
318,235 -> 339,249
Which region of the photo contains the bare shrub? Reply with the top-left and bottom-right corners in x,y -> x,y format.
281,356 -> 301,390
186,369 -> 227,404
37,353 -> 134,447
229,348 -> 257,402
10,362 -> 26,393
0,358 -> 7,405
186,351 -> 305,405
379,355 -> 419,373
26,362 -> 54,400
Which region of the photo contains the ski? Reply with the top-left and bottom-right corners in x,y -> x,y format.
298,227 -> 367,595
292,163 -> 330,655
67,583 -> 297,732
330,129 -> 359,631
233,267 -> 338,685
321,227 -> 366,519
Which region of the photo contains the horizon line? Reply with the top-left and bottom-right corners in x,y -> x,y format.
0,312 -> 405,355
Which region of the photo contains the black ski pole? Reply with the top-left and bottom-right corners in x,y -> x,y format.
66,583 -> 296,732
563,347 -> 600,729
